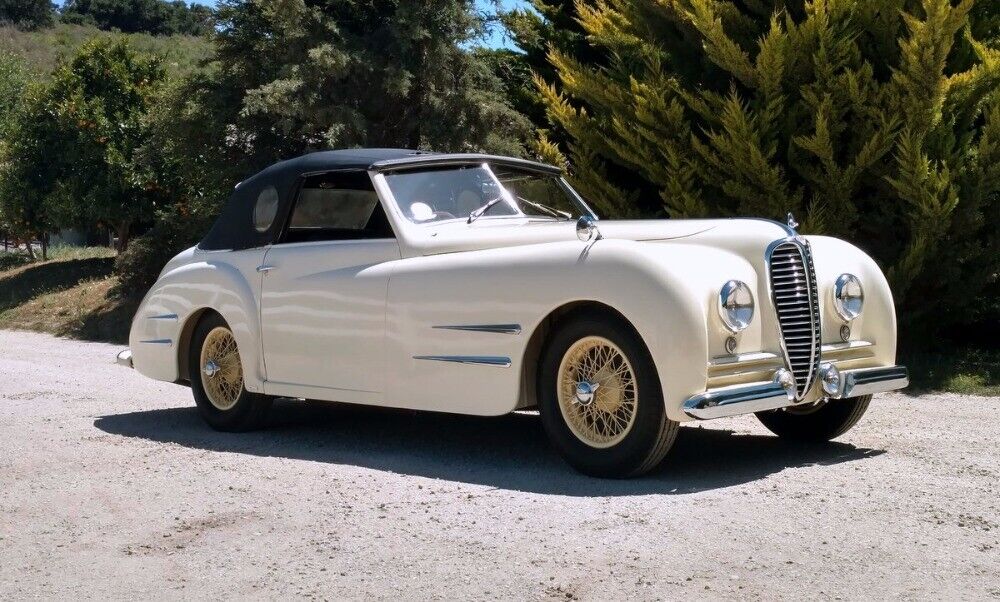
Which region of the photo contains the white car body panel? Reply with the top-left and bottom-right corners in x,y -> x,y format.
128,160 -> 899,422
259,239 -> 400,402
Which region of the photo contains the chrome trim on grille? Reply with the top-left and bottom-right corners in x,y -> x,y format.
766,238 -> 822,399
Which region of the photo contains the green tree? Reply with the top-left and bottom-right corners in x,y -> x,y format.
531,0 -> 1000,340
0,0 -> 53,29
501,0 -> 597,126
209,0 -> 530,159
61,0 -> 214,36
112,0 -> 534,292
0,50 -> 28,143
0,51 -> 37,255
1,37 -> 166,253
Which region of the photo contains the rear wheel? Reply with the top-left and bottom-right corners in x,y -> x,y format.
538,312 -> 678,478
189,313 -> 272,431
755,395 -> 872,441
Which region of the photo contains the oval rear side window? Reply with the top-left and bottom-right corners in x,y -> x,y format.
253,186 -> 279,233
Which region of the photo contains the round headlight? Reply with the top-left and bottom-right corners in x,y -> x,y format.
718,280 -> 754,333
833,274 -> 864,322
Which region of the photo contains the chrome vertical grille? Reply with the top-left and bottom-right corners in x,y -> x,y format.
768,240 -> 821,398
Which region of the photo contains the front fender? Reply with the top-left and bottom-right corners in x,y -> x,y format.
807,235 -> 897,366
576,240 -> 762,421
385,238 -> 758,421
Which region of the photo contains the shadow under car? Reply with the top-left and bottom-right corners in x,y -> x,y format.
93,399 -> 885,496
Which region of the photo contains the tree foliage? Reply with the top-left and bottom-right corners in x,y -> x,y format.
0,50 -> 29,142
61,0 -> 214,36
0,0 -> 53,29
202,0 -> 530,160
111,0 -> 532,292
0,37 -> 166,252
529,0 -> 1000,339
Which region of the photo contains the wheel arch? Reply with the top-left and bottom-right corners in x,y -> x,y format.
176,307 -> 216,383
517,300 -> 651,410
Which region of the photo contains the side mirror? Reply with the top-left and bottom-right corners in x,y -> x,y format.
576,215 -> 602,242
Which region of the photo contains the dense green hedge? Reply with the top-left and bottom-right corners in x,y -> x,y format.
523,0 -> 1000,343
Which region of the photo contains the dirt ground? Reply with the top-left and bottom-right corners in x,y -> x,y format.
1,330 -> 997,600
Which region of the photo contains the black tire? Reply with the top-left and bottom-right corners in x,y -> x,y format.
755,395 -> 872,442
189,312 -> 272,432
537,311 -> 679,478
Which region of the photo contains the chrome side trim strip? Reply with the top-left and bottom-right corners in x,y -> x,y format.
683,381 -> 793,420
115,349 -> 133,368
432,324 -> 522,335
709,351 -> 780,366
146,313 -> 178,321
413,355 -> 512,368
840,365 -> 909,398
820,340 -> 873,353
139,339 -> 172,346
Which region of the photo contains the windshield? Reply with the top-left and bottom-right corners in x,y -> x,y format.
383,163 -> 594,224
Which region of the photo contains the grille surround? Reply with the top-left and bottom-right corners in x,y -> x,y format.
767,239 -> 822,399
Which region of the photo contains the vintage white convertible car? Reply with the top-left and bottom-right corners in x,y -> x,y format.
118,149 -> 908,477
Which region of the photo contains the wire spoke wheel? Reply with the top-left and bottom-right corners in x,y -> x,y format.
200,326 -> 244,411
557,335 -> 638,448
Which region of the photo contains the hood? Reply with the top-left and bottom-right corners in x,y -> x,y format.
409,217 -> 794,257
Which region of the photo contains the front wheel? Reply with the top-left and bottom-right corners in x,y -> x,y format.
538,312 -> 679,478
189,313 -> 272,432
755,395 -> 872,441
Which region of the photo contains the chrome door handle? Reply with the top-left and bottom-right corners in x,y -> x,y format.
256,265 -> 276,273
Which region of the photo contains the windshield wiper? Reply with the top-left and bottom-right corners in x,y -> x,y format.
518,197 -> 572,220
467,197 -> 505,223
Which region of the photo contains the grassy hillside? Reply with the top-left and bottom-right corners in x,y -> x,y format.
0,246 -> 138,344
0,22 -> 212,77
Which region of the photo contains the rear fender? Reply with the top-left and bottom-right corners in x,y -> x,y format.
128,248 -> 265,391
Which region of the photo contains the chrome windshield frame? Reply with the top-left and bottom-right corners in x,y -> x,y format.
375,161 -> 598,227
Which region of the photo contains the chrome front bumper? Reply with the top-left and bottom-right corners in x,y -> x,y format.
684,365 -> 909,420
116,349 -> 133,369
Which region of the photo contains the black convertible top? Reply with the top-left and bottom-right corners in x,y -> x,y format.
198,149 -> 560,251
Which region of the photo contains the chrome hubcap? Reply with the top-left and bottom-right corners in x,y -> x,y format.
574,381 -> 599,405
203,360 -> 220,378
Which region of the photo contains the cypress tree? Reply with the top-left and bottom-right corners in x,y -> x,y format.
530,0 -> 1000,339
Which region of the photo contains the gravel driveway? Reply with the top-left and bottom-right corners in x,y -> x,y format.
1,330 -> 997,600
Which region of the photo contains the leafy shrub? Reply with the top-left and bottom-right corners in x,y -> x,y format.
113,208 -> 208,296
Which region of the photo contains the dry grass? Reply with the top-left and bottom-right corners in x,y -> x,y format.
0,247 -> 137,343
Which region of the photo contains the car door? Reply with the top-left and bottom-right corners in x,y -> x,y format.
259,170 -> 400,402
